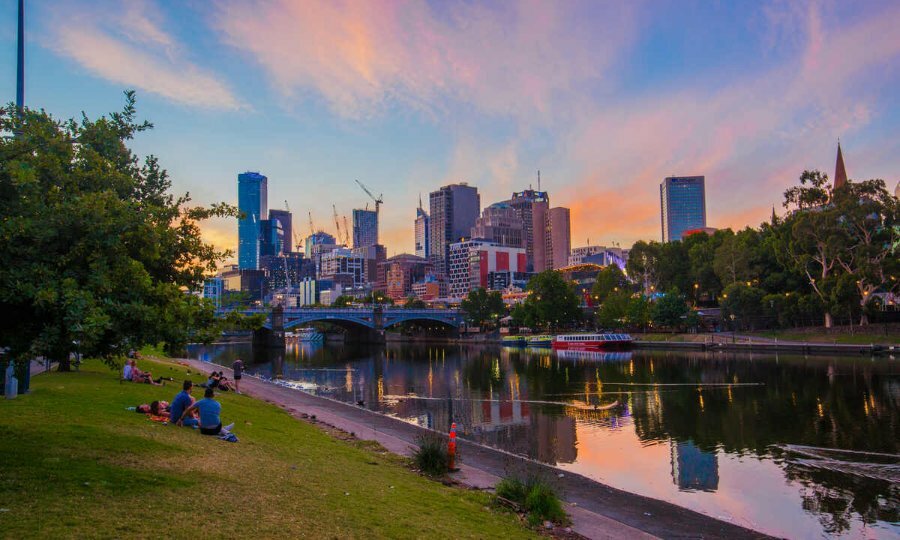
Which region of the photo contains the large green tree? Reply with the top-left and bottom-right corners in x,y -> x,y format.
0,93 -> 237,369
591,264 -> 629,304
522,271 -> 582,330
460,288 -> 505,328
650,289 -> 690,331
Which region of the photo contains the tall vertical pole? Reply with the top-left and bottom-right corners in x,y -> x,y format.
16,0 -> 25,114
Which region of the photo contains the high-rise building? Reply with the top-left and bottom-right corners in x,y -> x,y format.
548,207 -> 571,270
414,196 -> 430,259
506,189 -> 550,272
429,183 -> 480,277
660,176 -> 706,242
304,231 -> 337,258
448,239 -> 526,299
238,172 -> 268,269
268,209 -> 293,253
352,208 -> 378,248
379,254 -> 430,301
259,219 -> 284,258
471,202 -> 524,248
318,248 -> 366,290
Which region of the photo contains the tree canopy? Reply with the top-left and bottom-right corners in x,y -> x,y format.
0,93 -> 238,368
518,271 -> 582,330
460,288 -> 505,328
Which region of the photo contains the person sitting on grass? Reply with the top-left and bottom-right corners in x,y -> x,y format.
122,359 -> 133,382
179,387 -> 233,436
131,361 -> 163,386
170,380 -> 199,428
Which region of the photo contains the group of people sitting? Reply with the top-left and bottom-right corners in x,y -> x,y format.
202,371 -> 239,393
127,356 -> 246,442
133,379 -> 235,440
122,359 -> 171,386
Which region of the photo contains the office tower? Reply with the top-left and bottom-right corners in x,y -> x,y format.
660,176 -> 706,242
238,172 -> 268,269
471,202 -> 524,248
448,239 -> 526,299
269,209 -> 293,253
429,183 -> 480,276
380,254 -> 430,301
548,207 -> 571,269
507,189 -> 550,272
304,231 -> 337,258
352,244 -> 387,289
352,208 -> 378,248
258,219 -> 284,258
414,196 -> 430,258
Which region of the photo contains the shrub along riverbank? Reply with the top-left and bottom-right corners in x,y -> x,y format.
0,358 -> 534,539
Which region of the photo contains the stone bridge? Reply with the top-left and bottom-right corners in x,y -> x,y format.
218,306 -> 464,346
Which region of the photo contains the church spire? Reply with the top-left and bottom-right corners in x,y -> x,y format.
834,141 -> 848,190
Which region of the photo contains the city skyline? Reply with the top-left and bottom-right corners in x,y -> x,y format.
3,1 -> 899,260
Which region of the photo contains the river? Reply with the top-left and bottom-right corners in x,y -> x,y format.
186,341 -> 899,539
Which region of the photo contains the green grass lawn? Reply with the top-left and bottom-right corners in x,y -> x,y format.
0,358 -> 534,539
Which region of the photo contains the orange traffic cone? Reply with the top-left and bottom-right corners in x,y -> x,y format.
448,422 -> 459,471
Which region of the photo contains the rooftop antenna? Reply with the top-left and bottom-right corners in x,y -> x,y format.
537,170 -> 541,192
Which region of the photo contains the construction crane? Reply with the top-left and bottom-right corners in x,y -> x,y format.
282,200 -> 302,251
354,179 -> 382,245
308,211 -> 316,235
342,215 -> 351,246
332,205 -> 344,246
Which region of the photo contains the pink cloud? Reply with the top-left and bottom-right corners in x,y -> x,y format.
212,0 -> 635,121
48,0 -> 240,110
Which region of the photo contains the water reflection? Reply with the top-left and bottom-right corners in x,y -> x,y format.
187,342 -> 899,539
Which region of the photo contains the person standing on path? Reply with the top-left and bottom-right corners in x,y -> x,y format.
232,358 -> 244,394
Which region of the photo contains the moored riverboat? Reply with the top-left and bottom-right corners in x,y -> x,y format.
527,335 -> 554,348
551,333 -> 632,351
501,335 -> 527,347
297,327 -> 323,342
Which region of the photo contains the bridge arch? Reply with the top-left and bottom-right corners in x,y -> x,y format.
382,315 -> 461,330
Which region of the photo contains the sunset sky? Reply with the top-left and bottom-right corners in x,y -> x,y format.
2,0 -> 899,261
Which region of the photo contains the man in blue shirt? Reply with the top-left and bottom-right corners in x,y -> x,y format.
170,380 -> 198,428
179,387 -> 232,436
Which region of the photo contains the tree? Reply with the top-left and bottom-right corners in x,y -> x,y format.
650,290 -> 689,331
460,288 -> 505,328
626,296 -> 652,332
778,170 -> 847,328
596,291 -> 629,329
591,265 -> 629,304
713,229 -> 761,286
522,271 -> 582,330
626,240 -> 660,295
361,291 -> 393,305
403,296 -> 426,309
720,283 -> 765,331
331,295 -> 353,307
0,93 -> 238,369
830,179 -> 899,324
687,230 -> 725,303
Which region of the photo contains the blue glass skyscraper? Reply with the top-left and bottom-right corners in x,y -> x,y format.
238,172 -> 268,269
352,208 -> 378,248
660,176 -> 706,242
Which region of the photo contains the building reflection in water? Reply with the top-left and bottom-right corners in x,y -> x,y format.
670,440 -> 719,491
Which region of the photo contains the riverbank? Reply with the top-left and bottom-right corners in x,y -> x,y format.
0,358 -> 539,539
183,357 -> 772,540
633,330 -> 898,355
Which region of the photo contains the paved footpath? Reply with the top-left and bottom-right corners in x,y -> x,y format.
178,357 -> 774,540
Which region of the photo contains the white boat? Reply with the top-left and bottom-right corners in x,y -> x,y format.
551,333 -> 633,351
297,327 -> 323,342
